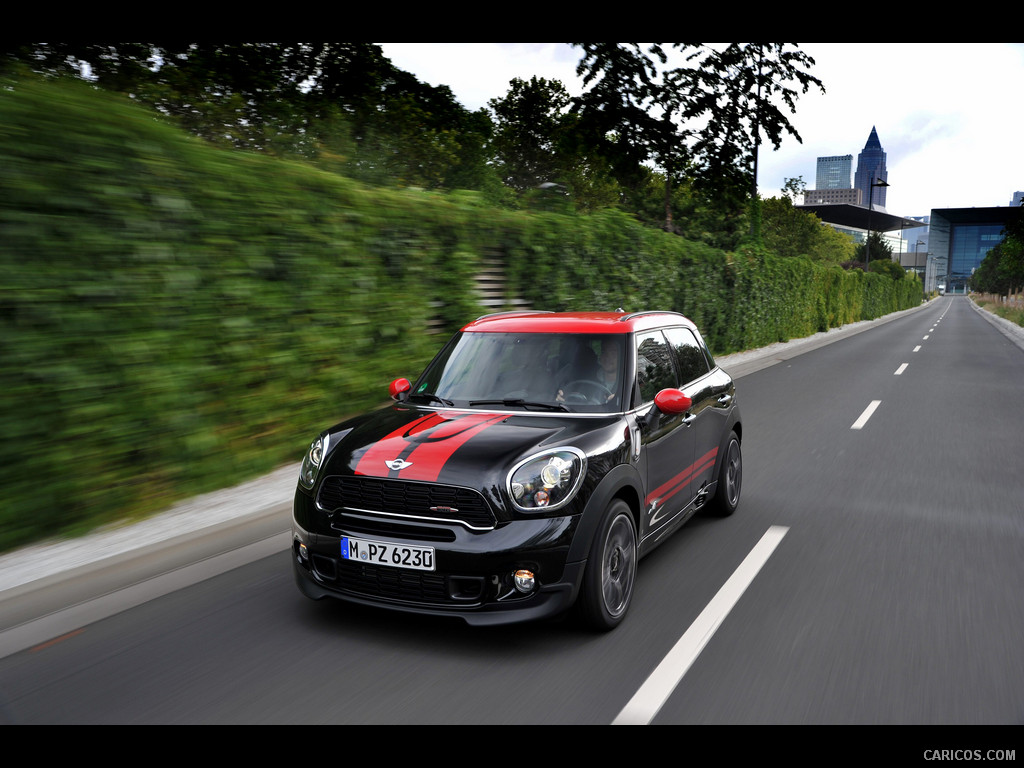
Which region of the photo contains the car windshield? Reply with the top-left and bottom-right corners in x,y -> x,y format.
413,332 -> 626,413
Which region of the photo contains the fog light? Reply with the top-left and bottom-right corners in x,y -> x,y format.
513,569 -> 536,594
298,542 -> 309,560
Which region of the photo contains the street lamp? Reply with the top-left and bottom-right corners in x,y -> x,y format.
865,177 -> 890,272
913,239 -> 926,270
914,240 -> 926,299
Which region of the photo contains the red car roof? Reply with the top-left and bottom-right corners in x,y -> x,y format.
461,310 -> 694,334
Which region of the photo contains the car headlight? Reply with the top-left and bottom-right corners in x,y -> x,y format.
298,433 -> 329,490
507,447 -> 587,512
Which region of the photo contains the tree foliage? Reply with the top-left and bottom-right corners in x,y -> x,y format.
1,41 -> 823,243
687,44 -> 824,202
488,76 -> 572,193
570,42 -> 823,232
781,176 -> 807,202
571,43 -> 699,231
971,210 -> 1024,294
487,76 -> 621,212
0,42 -> 500,193
869,258 -> 909,280
853,231 -> 894,267
761,196 -> 854,263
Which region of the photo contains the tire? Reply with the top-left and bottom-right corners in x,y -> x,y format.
577,500 -> 637,631
708,431 -> 741,517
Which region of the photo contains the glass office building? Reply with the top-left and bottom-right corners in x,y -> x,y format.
928,208 -> 1017,293
815,155 -> 853,190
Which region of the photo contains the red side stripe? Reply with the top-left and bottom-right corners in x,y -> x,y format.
645,447 -> 719,507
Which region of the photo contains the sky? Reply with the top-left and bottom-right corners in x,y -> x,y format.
377,43 -> 1024,217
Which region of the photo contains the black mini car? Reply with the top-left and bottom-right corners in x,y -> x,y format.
292,310 -> 741,629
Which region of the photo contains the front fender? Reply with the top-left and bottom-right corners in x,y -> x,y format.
567,462 -> 644,563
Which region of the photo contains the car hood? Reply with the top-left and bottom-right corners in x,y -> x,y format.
321,404 -> 617,490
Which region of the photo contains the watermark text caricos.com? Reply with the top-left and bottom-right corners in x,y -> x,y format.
923,750 -> 1015,761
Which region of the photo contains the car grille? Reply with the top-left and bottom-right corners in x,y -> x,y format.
330,512 -> 457,543
317,475 -> 496,530
337,561 -> 451,603
311,556 -> 484,606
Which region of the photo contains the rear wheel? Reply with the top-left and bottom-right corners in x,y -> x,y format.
708,431 -> 741,517
577,500 -> 636,630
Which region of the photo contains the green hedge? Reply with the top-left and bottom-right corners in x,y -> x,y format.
0,77 -> 920,551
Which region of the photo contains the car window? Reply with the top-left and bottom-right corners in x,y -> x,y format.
635,331 -> 677,404
664,326 -> 710,385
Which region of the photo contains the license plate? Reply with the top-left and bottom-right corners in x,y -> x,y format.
341,536 -> 435,571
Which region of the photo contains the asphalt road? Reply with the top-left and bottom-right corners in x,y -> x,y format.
2,296 -> 1023,727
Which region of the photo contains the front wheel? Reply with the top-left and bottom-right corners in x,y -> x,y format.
708,431 -> 741,517
577,500 -> 637,631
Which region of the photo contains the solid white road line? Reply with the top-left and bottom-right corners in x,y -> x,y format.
612,525 -> 789,726
851,400 -> 881,430
894,363 -> 908,375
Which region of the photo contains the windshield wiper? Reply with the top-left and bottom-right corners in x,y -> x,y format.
468,398 -> 569,412
408,392 -> 454,407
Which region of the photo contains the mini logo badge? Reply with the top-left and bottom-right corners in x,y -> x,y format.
385,458 -> 413,471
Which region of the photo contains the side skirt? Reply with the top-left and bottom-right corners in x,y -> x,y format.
638,479 -> 717,558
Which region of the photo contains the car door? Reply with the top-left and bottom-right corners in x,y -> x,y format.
664,325 -> 733,500
634,329 -> 697,545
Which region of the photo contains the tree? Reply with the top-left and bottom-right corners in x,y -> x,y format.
853,231 -> 893,266
1,43 -> 499,194
971,209 -> 1024,294
569,43 -> 824,236
488,77 -> 571,193
571,43 -> 696,230
487,76 -> 620,211
684,44 -> 824,241
869,258 -> 909,280
688,45 -> 823,201
781,176 -> 807,203
761,196 -> 854,263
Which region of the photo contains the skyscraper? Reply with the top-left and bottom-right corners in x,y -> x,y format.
815,155 -> 852,189
854,127 -> 887,209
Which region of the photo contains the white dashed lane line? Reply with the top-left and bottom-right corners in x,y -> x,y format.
616,303 -> 944,724
851,400 -> 881,430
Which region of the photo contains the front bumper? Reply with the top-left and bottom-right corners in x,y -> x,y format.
291,500 -> 586,626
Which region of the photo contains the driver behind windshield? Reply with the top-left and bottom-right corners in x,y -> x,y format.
555,336 -> 623,407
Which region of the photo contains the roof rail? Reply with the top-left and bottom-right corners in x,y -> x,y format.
473,310 -> 554,322
616,310 -> 685,323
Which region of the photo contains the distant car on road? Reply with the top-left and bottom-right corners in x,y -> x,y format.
291,310 -> 742,629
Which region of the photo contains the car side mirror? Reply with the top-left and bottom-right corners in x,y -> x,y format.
389,378 -> 411,401
654,388 -> 692,415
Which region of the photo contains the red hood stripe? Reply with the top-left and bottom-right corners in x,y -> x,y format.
397,413 -> 507,482
353,412 -> 444,476
353,411 -> 506,481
